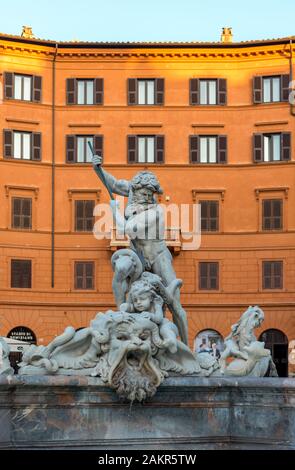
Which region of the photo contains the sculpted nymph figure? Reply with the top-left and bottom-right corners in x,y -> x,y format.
120,277 -> 178,354
92,155 -> 188,345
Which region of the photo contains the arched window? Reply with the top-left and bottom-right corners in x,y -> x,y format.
259,329 -> 288,377
194,329 -> 224,358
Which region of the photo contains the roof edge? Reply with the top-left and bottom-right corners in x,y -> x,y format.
0,33 -> 294,49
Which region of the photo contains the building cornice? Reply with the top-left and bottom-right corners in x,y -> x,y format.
0,35 -> 294,60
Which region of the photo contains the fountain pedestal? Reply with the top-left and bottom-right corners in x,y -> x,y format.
0,375 -> 294,450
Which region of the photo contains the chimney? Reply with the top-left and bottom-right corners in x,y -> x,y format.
21,26 -> 35,39
221,27 -> 233,43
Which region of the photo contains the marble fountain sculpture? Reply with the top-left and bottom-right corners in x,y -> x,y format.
1,156 -> 277,402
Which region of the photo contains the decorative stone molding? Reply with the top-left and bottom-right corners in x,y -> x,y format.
254,187 -> 289,200
67,189 -> 101,201
5,185 -> 39,200
192,189 -> 226,203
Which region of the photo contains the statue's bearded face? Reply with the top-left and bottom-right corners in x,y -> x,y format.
133,188 -> 154,204
106,318 -> 162,401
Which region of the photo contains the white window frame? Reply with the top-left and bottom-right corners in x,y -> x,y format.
13,132 -> 32,160
76,136 -> 94,163
199,136 -> 217,163
14,74 -> 32,101
77,80 -> 94,105
199,79 -> 217,105
137,80 -> 155,105
137,136 -> 155,162
262,76 -> 281,103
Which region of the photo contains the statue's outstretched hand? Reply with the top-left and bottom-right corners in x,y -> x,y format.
92,155 -> 103,167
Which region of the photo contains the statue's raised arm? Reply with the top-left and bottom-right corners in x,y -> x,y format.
92,155 -> 130,197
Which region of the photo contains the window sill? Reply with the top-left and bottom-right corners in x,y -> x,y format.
4,98 -> 39,104
10,287 -> 32,291
72,289 -> 97,293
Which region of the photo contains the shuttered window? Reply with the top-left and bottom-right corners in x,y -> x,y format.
75,200 -> 95,232
190,79 -> 227,105
66,78 -> 103,105
3,130 -> 41,161
262,261 -> 283,289
11,260 -> 32,288
66,135 -> 103,163
200,80 -> 217,104
200,201 -> 219,232
4,72 -> 42,102
199,262 -> 219,290
262,199 -> 283,231
127,135 -> 164,163
189,135 -> 227,164
128,79 -> 164,105
74,262 -> 94,290
77,80 -> 94,104
253,133 -> 291,162
11,197 -> 32,229
253,74 -> 290,103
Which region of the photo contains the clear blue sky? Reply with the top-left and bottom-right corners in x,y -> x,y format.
0,0 -> 294,43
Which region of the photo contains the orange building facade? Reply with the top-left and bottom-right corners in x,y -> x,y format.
0,31 -> 294,375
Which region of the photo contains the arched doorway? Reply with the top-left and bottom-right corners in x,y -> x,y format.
259,329 -> 288,377
194,329 -> 224,359
7,326 -> 37,374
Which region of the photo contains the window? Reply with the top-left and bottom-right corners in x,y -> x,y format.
66,135 -> 103,163
3,130 -> 41,161
199,262 -> 219,290
199,80 -> 217,105
11,197 -> 32,229
262,199 -> 282,230
11,259 -> 32,288
263,134 -> 281,161
262,261 -> 283,289
189,135 -> 227,164
14,74 -> 32,101
77,136 -> 94,163
127,78 -> 164,105
138,80 -> 155,104
13,132 -> 31,159
74,262 -> 94,290
253,132 -> 291,163
66,78 -> 103,105
127,135 -> 164,163
200,201 -> 219,231
75,200 -> 95,231
190,78 -> 227,105
263,76 -> 280,103
4,72 -> 42,102
253,74 -> 289,104
200,136 -> 217,163
77,80 -> 94,105
138,136 -> 155,162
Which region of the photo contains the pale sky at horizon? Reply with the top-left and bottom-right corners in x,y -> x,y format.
0,0 -> 294,43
